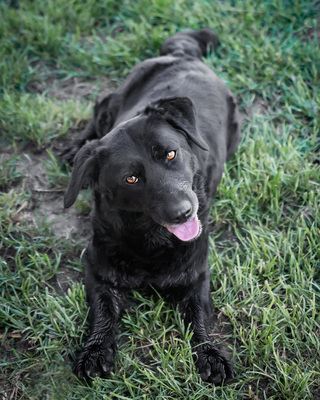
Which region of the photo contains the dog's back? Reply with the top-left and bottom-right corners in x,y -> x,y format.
94,28 -> 240,197
110,27 -> 225,125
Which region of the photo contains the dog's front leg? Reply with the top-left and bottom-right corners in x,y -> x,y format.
60,119 -> 97,165
73,282 -> 125,379
178,273 -> 236,384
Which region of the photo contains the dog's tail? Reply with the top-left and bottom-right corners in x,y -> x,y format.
160,27 -> 219,59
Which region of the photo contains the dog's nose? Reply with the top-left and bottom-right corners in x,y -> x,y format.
171,201 -> 193,225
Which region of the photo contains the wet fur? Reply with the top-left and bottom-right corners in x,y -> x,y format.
63,27 -> 241,384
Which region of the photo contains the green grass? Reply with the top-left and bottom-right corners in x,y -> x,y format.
0,0 -> 319,399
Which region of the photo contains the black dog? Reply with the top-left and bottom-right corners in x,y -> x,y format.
64,27 -> 241,384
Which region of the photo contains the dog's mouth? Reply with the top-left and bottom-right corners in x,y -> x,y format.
166,215 -> 201,242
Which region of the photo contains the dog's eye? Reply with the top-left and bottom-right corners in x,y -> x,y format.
126,175 -> 138,184
167,150 -> 176,160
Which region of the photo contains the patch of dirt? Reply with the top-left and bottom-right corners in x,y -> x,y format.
0,374 -> 20,400
1,143 -> 89,302
27,61 -> 116,102
48,266 -> 83,296
237,96 -> 270,130
14,147 -> 91,241
312,385 -> 320,400
39,76 -> 114,102
239,97 -> 269,126
0,332 -> 31,400
301,24 -> 320,43
251,98 -> 268,116
210,222 -> 240,248
0,144 -> 16,160
282,202 -> 316,228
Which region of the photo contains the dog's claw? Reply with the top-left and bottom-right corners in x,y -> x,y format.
100,361 -> 110,373
76,369 -> 84,380
200,366 -> 211,381
85,365 -> 93,378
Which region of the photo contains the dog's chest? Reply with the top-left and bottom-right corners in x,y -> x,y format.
92,234 -> 207,290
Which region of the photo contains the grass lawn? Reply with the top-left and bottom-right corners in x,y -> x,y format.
0,0 -> 319,399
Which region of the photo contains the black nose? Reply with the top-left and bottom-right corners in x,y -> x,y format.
171,201 -> 193,225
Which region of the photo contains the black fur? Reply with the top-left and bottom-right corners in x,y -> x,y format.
63,27 -> 241,384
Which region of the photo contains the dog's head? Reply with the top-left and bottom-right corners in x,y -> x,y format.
64,97 -> 209,242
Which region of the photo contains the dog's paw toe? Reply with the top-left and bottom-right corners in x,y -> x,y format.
73,341 -> 115,379
59,141 -> 83,165
196,343 -> 235,385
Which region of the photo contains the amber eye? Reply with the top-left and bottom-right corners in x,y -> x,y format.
167,150 -> 176,160
126,175 -> 138,184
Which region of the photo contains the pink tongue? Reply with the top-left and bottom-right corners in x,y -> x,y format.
167,216 -> 200,241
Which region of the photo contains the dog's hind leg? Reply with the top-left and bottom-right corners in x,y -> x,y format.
159,27 -> 219,59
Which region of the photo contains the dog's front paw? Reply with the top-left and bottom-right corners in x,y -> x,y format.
195,343 -> 236,385
59,140 -> 83,165
73,339 -> 116,379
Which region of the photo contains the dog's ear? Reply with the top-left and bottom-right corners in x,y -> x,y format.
64,140 -> 100,208
145,97 -> 209,151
